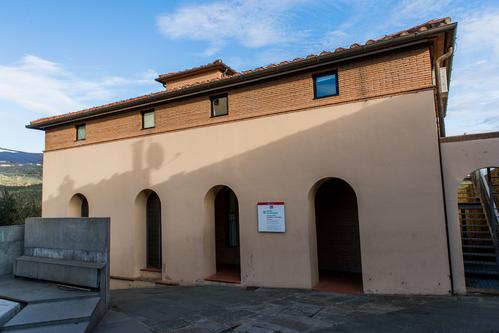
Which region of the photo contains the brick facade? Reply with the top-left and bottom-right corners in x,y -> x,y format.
166,69 -> 225,90
45,47 -> 433,151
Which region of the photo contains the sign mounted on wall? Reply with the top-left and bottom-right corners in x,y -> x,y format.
257,202 -> 286,233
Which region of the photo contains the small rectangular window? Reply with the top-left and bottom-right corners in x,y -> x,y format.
210,94 -> 228,117
313,71 -> 339,99
142,110 -> 155,129
76,124 -> 86,141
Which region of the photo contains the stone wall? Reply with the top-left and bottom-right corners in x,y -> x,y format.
0,225 -> 24,276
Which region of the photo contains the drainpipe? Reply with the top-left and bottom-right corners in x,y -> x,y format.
435,46 -> 455,294
435,47 -> 453,137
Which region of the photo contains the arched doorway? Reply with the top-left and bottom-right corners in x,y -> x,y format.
205,186 -> 241,283
69,193 -> 89,217
314,178 -> 363,293
146,192 -> 162,270
458,167 -> 499,290
134,189 -> 163,276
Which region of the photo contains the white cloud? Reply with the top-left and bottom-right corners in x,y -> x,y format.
459,9 -> 499,57
319,30 -> 351,50
0,55 -> 159,116
157,0 -> 306,56
445,9 -> 499,135
392,0 -> 452,23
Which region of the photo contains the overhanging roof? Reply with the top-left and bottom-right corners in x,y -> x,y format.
28,18 -> 456,130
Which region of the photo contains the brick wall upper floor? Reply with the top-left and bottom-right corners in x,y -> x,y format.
45,46 -> 434,152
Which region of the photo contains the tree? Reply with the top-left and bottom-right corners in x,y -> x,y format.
0,187 -> 17,225
0,186 -> 41,225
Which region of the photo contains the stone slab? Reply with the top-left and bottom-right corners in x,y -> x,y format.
93,310 -> 153,333
98,285 -> 499,333
3,296 -> 100,329
0,299 -> 21,327
0,276 -> 99,303
4,322 -> 89,333
15,256 -> 100,288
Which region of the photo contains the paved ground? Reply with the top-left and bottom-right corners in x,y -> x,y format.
0,276 -> 103,332
95,285 -> 499,333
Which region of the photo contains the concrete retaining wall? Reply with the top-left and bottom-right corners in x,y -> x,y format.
24,217 -> 109,263
18,218 -> 111,309
0,225 -> 24,276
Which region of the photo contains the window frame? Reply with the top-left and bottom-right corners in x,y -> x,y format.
141,110 -> 155,130
312,70 -> 339,99
75,124 -> 86,141
210,93 -> 229,118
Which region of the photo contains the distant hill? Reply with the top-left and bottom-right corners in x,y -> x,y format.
0,148 -> 42,165
0,148 -> 43,187
0,148 -> 43,224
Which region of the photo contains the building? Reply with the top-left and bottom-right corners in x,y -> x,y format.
28,18 -> 499,295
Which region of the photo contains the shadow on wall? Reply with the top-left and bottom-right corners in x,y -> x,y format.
45,94 -> 436,208
47,141 -> 171,209
43,91 -> 446,288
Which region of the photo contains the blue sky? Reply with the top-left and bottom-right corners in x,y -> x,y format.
1,0 -> 498,152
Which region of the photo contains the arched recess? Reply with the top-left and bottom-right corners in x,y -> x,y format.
134,189 -> 163,275
457,167 -> 499,291
69,193 -> 89,217
204,185 -> 241,283
311,177 -> 363,293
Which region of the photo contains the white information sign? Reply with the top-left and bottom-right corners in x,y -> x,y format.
257,202 -> 286,233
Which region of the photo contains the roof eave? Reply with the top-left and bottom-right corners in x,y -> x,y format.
28,23 -> 457,130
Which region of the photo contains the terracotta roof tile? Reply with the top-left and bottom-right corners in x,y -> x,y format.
155,59 -> 236,84
30,17 -> 453,128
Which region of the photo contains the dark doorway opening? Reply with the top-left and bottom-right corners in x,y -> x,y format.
146,192 -> 162,270
206,186 -> 241,283
81,196 -> 89,217
314,178 -> 363,294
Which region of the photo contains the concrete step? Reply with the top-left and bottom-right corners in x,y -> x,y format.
463,244 -> 496,249
139,269 -> 162,281
3,322 -> 89,333
462,238 -> 493,242
0,277 -> 99,304
15,256 -> 104,289
461,223 -> 488,227
464,260 -> 498,266
462,231 -> 491,235
465,266 -> 498,276
110,276 -> 178,290
2,296 -> 100,331
463,252 -> 497,257
0,299 -> 21,327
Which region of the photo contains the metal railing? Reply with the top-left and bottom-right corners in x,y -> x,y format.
472,168 -> 499,279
